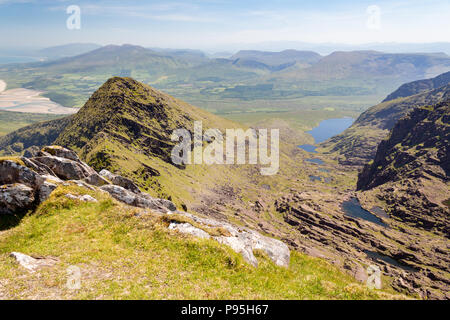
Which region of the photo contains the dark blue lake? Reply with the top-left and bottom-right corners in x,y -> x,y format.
307,117 -> 354,143
299,117 -> 354,152
306,158 -> 324,165
341,198 -> 387,227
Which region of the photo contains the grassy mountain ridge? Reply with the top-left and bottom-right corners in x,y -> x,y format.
383,71 -> 450,102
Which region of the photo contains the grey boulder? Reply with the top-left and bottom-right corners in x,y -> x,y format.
0,184 -> 35,214
100,184 -> 176,212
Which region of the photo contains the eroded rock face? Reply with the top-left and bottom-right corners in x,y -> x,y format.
0,184 -> 35,214
275,191 -> 450,300
0,146 -> 176,215
99,169 -> 140,194
166,211 -> 290,268
357,101 -> 450,236
33,156 -> 94,181
100,184 -> 176,212
0,160 -> 43,189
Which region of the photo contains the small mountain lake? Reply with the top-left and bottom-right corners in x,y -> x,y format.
299,117 -> 354,152
305,158 -> 324,165
364,250 -> 418,273
341,198 -> 387,227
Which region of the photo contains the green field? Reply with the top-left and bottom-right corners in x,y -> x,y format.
0,110 -> 64,136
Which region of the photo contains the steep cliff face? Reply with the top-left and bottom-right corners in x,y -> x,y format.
357,100 -> 449,235
321,82 -> 450,166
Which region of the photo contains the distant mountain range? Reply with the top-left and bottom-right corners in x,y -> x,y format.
1,44 -> 450,113
37,43 -> 102,60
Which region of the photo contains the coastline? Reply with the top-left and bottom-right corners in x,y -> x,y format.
0,79 -> 6,93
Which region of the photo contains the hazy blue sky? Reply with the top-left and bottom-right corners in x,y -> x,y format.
1,0 -> 449,50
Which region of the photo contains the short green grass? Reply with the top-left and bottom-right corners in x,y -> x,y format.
0,185 -> 404,300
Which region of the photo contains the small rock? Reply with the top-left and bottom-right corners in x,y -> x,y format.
65,193 -> 97,202
169,222 -> 211,239
79,195 -> 98,203
23,146 -> 41,158
83,173 -> 110,187
9,252 -> 56,272
99,169 -> 140,193
100,185 -> 176,212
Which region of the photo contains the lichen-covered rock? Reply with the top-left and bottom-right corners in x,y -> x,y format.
41,146 -> 80,162
9,252 -> 57,272
0,160 -> 43,189
0,184 -> 35,214
100,184 -> 176,212
166,211 -> 290,268
33,156 -> 94,181
65,193 -> 98,202
83,173 -> 110,187
99,169 -> 140,193
168,222 -> 211,239
39,181 -> 57,202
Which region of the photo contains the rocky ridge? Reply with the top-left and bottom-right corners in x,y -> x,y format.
0,145 -> 290,268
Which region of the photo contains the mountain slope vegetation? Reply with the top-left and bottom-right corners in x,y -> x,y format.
357,100 -> 449,235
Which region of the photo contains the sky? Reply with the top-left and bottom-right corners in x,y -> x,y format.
0,0 -> 449,51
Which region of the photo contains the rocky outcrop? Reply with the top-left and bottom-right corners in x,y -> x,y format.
99,169 -> 141,194
100,184 -> 176,212
0,145 -> 176,215
165,211 -> 290,268
1,145 -> 291,270
0,184 -> 35,214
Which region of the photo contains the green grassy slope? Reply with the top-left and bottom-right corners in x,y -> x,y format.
0,184 -> 404,299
